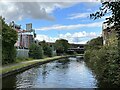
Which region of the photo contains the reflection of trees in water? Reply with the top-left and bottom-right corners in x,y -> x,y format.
14,67 -> 42,88
2,67 -> 42,88
54,58 -> 70,74
76,58 -> 84,63
42,64 -> 48,83
3,57 -> 98,88
57,58 -> 70,64
2,75 -> 17,88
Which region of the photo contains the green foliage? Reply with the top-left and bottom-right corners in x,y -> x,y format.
90,1 -> 120,55
45,46 -> 53,57
39,40 -> 53,57
86,36 -> 103,50
84,37 -> 120,88
28,43 -> 43,59
15,57 -> 33,63
2,18 -> 18,64
0,17 -> 2,64
2,46 -> 17,64
43,45 -> 53,57
55,39 -> 69,55
89,3 -> 120,83
90,1 -> 120,26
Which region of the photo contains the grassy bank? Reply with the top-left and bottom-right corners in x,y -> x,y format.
1,54 -> 82,77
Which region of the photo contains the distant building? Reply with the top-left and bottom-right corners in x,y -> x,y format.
69,43 -> 85,49
10,21 -> 35,49
15,34 -> 34,49
102,22 -> 113,45
102,22 -> 119,45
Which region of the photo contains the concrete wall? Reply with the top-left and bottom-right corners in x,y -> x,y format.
16,49 -> 29,58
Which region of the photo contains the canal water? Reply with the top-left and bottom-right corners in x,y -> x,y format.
2,57 -> 98,88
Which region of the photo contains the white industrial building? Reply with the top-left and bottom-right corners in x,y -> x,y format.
9,21 -> 36,58
15,34 -> 34,49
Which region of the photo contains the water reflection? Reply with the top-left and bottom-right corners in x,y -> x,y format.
42,64 -> 48,83
2,57 -> 97,88
2,75 -> 17,88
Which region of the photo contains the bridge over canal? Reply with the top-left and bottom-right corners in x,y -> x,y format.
67,44 -> 85,54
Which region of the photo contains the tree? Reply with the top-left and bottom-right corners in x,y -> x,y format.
1,17 -> 18,64
90,1 -> 120,58
45,46 -> 53,57
89,2 -> 120,87
90,1 -> 120,26
55,39 -> 69,55
39,40 -> 53,57
28,43 -> 43,59
86,36 -> 103,50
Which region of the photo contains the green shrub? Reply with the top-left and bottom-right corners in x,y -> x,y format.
2,18 -> 18,64
84,50 -> 91,61
84,36 -> 120,87
39,40 -> 53,57
28,43 -> 43,59
43,45 -> 53,57
46,46 -> 53,57
2,46 -> 17,64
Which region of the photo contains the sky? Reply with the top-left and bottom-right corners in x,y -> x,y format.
0,0 -> 109,44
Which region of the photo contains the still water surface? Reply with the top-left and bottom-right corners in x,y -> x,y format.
3,57 -> 98,88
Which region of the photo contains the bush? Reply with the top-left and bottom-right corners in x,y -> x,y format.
39,40 -> 53,57
84,44 -> 120,87
2,18 -> 18,64
28,43 -> 43,59
45,46 -> 53,57
2,46 -> 16,64
84,36 -> 120,87
84,50 -> 91,61
43,45 -> 53,57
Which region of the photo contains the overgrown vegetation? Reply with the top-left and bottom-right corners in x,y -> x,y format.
84,36 -> 120,88
86,36 -> 103,50
86,1 -> 120,87
28,43 -> 43,59
2,17 -> 18,64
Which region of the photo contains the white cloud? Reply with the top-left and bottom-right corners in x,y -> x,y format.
35,34 -> 58,43
59,31 -> 98,38
0,0 -> 101,2
35,31 -> 98,44
36,21 -> 102,31
67,13 -> 90,20
0,2 -> 54,22
0,2 -> 77,22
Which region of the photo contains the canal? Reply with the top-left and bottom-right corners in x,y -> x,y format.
2,57 -> 98,88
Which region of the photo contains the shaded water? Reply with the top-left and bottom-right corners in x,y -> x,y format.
2,57 -> 98,88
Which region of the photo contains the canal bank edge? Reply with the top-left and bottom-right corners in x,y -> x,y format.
1,54 -> 83,78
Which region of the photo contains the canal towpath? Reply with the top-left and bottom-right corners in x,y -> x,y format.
1,54 -> 83,78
